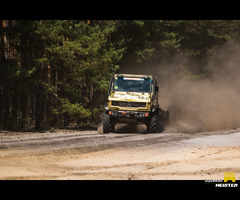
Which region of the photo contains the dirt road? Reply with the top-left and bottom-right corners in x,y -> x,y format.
0,124 -> 240,180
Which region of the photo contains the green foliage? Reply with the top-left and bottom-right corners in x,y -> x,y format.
34,20 -> 125,126
52,98 -> 91,120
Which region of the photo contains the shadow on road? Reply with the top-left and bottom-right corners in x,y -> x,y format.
114,124 -> 147,134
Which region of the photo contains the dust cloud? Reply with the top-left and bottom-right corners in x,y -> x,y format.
120,40 -> 240,132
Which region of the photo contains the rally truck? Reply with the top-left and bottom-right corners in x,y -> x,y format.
103,74 -> 169,133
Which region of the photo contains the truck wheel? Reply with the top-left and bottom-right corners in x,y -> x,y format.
103,113 -> 115,133
147,114 -> 158,133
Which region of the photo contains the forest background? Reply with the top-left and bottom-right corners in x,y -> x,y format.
1,20 -> 240,130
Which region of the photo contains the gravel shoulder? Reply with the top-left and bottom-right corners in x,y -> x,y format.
0,125 -> 240,180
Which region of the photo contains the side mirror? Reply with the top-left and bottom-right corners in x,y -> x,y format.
107,74 -> 114,95
155,86 -> 159,92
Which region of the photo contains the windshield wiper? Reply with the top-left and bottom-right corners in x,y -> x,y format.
115,88 -> 125,92
128,89 -> 141,92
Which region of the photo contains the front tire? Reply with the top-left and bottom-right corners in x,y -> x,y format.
147,113 -> 164,133
147,115 -> 158,133
103,113 -> 115,133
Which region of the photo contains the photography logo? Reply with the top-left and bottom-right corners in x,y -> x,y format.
224,172 -> 235,183
205,172 -> 238,188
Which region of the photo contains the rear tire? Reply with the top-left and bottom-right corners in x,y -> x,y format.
103,113 -> 115,133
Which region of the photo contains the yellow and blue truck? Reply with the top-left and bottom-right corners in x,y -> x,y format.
103,74 -> 169,133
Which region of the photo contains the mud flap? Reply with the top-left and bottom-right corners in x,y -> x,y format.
159,108 -> 169,121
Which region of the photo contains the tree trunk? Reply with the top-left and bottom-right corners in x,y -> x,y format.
35,63 -> 44,130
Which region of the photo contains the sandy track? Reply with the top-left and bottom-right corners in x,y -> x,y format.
0,126 -> 240,180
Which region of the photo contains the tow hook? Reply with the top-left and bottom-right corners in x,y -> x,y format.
122,110 -> 127,116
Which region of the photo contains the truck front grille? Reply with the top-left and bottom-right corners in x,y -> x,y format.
112,101 -> 146,108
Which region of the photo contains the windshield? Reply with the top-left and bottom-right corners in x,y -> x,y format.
113,77 -> 152,93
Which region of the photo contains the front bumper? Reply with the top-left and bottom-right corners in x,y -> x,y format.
107,110 -> 150,119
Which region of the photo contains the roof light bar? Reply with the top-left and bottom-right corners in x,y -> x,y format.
123,77 -> 144,81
